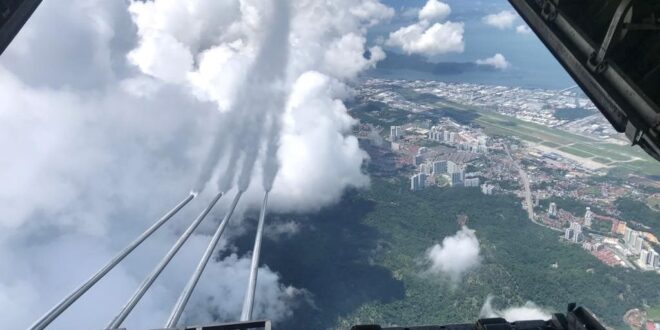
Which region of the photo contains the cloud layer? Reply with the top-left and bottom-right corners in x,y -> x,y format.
476,53 -> 510,70
0,0 -> 393,328
480,295 -> 553,322
418,0 -> 451,22
386,0 -> 464,57
483,10 -> 518,30
425,226 -> 481,281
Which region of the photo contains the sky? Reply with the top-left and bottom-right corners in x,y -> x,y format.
0,1 -> 560,329
374,0 -> 574,88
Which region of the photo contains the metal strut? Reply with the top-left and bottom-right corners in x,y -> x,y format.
29,193 -> 196,330
106,192 -> 224,329
240,191 -> 270,321
165,190 -> 244,328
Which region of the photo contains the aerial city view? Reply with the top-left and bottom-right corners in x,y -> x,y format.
0,0 -> 659,330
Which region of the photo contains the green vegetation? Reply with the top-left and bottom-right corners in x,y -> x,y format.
554,108 -> 594,121
351,101 -> 410,127
241,180 -> 660,329
647,304 -> 660,320
592,157 -> 612,164
353,89 -> 660,177
336,180 -> 660,328
647,196 -> 660,212
558,146 -> 594,159
616,197 -> 660,237
591,219 -> 611,233
421,97 -> 660,176
539,197 -> 601,216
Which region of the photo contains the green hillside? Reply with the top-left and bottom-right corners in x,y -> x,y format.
233,179 -> 660,329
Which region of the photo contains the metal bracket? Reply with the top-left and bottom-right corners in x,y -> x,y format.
541,0 -> 558,22
625,120 -> 643,146
587,0 -> 634,73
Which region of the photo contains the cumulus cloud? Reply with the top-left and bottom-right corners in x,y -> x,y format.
483,10 -> 518,30
480,295 -> 553,322
350,0 -> 395,26
264,221 -> 301,241
476,53 -> 510,70
425,226 -> 481,281
516,24 -> 532,35
418,0 -> 451,23
0,0 -> 393,328
386,0 -> 464,57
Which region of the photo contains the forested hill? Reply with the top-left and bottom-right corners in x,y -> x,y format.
231,179 -> 660,329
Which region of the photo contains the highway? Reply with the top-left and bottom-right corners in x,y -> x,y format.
504,145 -> 534,221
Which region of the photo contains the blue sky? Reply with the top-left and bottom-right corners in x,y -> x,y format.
373,0 -> 575,89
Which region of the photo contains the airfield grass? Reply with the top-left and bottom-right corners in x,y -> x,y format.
435,100 -> 660,175
647,304 -> 660,320
592,157 -> 612,165
367,89 -> 660,176
542,141 -> 561,148
558,146 -> 594,159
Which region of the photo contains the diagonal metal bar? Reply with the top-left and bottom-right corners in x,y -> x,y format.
165,190 -> 244,328
240,191 -> 270,321
106,191 -> 224,329
29,193 -> 195,330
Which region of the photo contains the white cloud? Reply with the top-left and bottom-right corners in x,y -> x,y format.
322,33 -> 385,80
425,226 -> 481,281
350,0 -> 395,26
516,24 -> 532,35
387,21 -> 464,56
480,295 -> 553,322
386,0 -> 463,57
476,53 -> 510,70
418,0 -> 451,23
0,0 -> 394,328
483,10 -> 518,30
264,221 -> 301,241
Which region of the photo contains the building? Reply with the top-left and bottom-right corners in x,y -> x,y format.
584,207 -> 593,227
447,160 -> 459,174
411,173 -> 428,191
564,228 -> 574,241
639,248 -> 659,270
419,163 -> 431,175
410,174 -> 419,191
432,160 -> 447,174
413,154 -> 424,166
624,227 -> 634,243
449,132 -> 456,143
428,127 -> 443,141
390,126 -> 402,141
565,222 -> 582,243
464,177 -> 480,187
481,184 -> 495,195
626,230 -> 644,254
548,202 -> 558,217
418,147 -> 428,154
633,237 -> 643,254
450,172 -> 464,187
419,173 -> 427,189
610,220 -> 627,235
640,249 -> 650,266
443,130 -> 450,142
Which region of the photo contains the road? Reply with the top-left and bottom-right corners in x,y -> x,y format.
505,145 -> 534,221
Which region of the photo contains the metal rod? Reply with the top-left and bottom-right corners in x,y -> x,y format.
106,192 -> 224,329
240,191 -> 270,321
29,193 -> 195,330
165,190 -> 244,328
